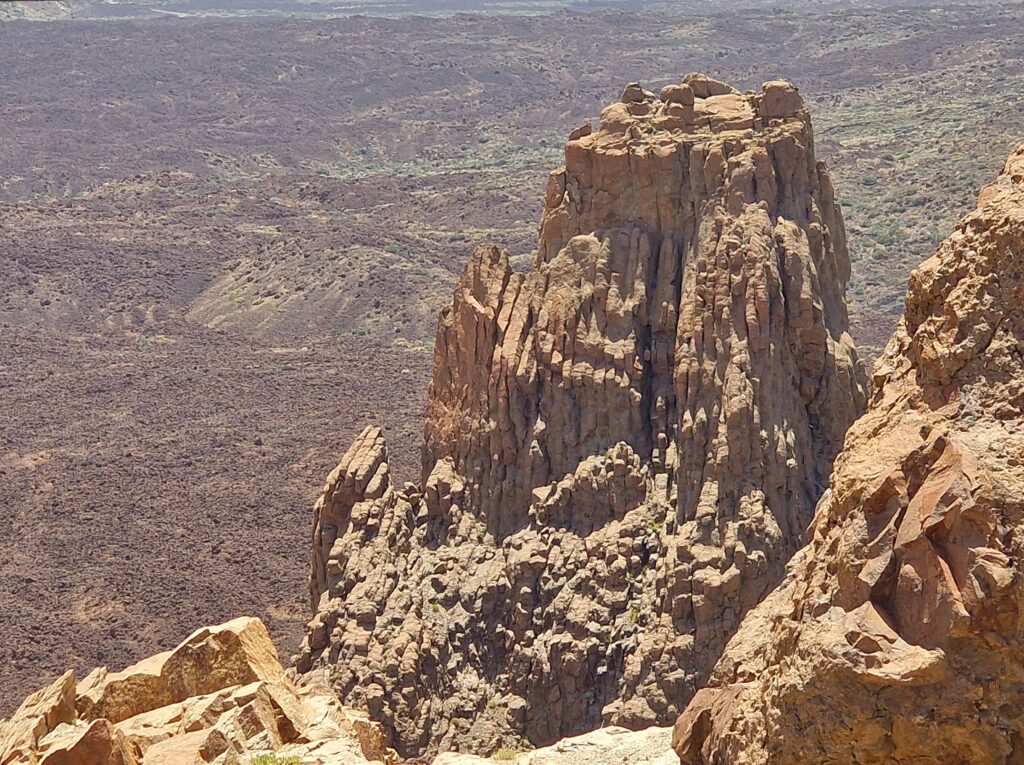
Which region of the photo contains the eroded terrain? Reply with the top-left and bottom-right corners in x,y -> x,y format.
3,1 -> 1024,713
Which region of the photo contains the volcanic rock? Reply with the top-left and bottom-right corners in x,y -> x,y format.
673,145 -> 1024,764
0,617 -> 396,765
434,725 -> 675,765
296,75 -> 867,757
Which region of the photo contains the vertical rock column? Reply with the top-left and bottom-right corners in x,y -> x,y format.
298,75 -> 867,759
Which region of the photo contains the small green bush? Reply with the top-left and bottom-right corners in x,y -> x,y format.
493,748 -> 519,761
250,755 -> 301,765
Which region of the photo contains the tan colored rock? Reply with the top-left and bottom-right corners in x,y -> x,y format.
693,93 -> 754,131
621,83 -> 655,104
76,617 -> 284,724
673,144 -> 1024,764
433,726 -> 675,765
298,76 -> 866,759
757,80 -> 804,119
658,84 -> 694,106
0,671 -> 76,765
37,719 -> 135,765
681,73 -> 737,98
1,619 -> 396,765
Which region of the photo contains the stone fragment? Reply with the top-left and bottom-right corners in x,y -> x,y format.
0,670 -> 76,765
1,619 -> 396,765
76,617 -> 283,725
620,83 -> 654,103
758,79 -> 803,119
682,73 -> 738,98
659,84 -> 694,106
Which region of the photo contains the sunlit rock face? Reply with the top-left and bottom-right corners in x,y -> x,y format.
298,74 -> 867,759
674,144 -> 1024,765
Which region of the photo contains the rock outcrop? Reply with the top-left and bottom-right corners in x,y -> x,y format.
434,725 -> 675,765
0,617 -> 396,765
673,145 -> 1024,764
297,74 -> 867,757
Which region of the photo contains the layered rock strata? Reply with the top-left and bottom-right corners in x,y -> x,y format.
673,145 -> 1024,764
0,618 -> 396,765
297,74 -> 867,757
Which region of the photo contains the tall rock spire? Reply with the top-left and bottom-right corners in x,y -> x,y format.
674,144 -> 1024,765
297,74 -> 867,758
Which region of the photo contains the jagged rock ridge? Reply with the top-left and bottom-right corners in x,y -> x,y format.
297,74 -> 867,757
0,617 -> 396,765
673,144 -> 1024,764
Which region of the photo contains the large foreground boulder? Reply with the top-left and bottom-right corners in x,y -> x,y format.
673,145 -> 1024,763
0,617 -> 396,765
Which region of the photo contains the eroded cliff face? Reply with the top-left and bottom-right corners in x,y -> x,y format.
673,145 -> 1024,765
296,74 -> 867,757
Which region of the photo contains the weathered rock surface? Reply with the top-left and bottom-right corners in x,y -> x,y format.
297,74 -> 867,757
673,145 -> 1024,764
434,725 -> 675,765
1,617 -> 396,765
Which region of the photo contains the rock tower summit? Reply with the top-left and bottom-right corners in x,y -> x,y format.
297,74 -> 867,758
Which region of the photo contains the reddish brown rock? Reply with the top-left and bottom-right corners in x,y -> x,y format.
297,76 -> 867,758
673,145 -> 1024,765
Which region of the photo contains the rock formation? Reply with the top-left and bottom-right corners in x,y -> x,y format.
434,725 -> 676,765
296,74 -> 867,757
0,617 -> 396,765
673,145 -> 1024,764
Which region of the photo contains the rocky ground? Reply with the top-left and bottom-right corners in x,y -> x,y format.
3,0 -> 1024,716
436,726 -> 675,765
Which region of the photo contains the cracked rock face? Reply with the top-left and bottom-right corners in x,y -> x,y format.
296,74 -> 867,758
673,145 -> 1024,765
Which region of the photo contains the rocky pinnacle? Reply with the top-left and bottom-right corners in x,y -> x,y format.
296,74 -> 867,758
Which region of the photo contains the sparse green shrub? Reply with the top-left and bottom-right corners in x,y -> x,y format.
249,755 -> 301,765
493,748 -> 519,761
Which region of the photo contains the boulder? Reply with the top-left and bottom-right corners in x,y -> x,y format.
0,671 -> 76,765
0,619 -> 396,765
